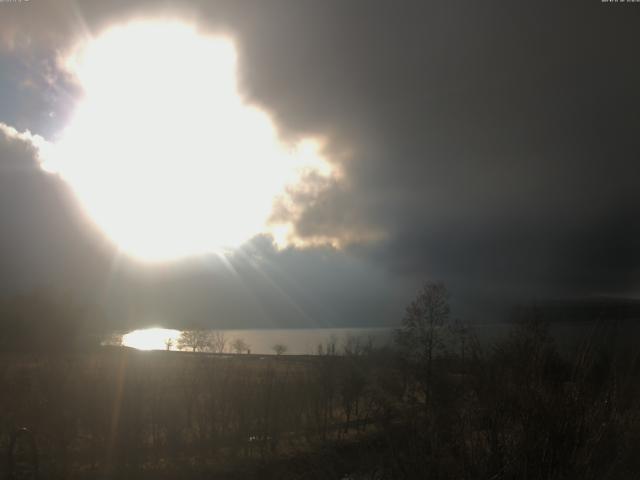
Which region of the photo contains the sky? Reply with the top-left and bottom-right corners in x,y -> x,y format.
0,1 -> 639,330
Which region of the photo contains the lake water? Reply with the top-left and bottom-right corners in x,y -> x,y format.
119,327 -> 394,354
115,320 -> 639,355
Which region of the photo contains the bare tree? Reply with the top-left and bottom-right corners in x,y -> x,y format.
313,336 -> 337,356
177,330 -> 210,352
272,344 -> 287,355
208,330 -> 227,353
448,317 -> 480,371
231,337 -> 249,354
164,338 -> 173,351
343,334 -> 365,356
395,281 -> 451,384
324,334 -> 338,356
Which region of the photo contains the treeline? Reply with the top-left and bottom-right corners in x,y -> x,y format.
379,283 -> 640,479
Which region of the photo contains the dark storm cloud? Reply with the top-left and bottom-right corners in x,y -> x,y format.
0,125 -> 113,292
1,0 -> 639,325
223,1 -> 640,304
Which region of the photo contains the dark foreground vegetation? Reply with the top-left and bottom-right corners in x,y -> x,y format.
1,285 -> 640,479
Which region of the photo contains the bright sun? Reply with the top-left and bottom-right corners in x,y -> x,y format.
42,20 -> 332,261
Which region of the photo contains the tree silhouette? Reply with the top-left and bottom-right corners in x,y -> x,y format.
395,281 -> 450,385
177,330 -> 210,352
208,330 -> 227,353
272,344 -> 287,355
231,337 -> 249,354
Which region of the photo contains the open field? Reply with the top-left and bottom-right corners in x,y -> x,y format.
0,346 -> 401,479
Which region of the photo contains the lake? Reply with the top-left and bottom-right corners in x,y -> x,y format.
113,319 -> 640,355
118,327 -> 394,354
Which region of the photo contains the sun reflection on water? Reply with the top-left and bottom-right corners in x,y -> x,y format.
122,328 -> 181,351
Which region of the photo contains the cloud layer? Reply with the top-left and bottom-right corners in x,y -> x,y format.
1,1 -> 639,325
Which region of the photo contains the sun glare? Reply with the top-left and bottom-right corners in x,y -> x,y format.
122,328 -> 181,351
42,20 -> 333,260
